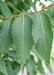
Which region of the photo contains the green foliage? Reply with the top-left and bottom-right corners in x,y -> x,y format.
26,55 -> 36,75
0,59 -> 8,75
12,16 -> 33,67
0,0 -> 54,75
0,1 -> 12,17
32,13 -> 53,63
6,60 -> 20,75
51,57 -> 54,64
37,59 -> 45,74
0,19 -> 13,56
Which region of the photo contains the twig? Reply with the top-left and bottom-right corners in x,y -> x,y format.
0,4 -> 54,21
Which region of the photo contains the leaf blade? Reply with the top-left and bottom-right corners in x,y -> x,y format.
32,13 -> 53,63
12,16 -> 33,67
0,59 -> 8,75
0,1 -> 12,17
0,19 -> 12,55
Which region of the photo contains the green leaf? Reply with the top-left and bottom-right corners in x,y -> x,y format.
7,50 -> 19,63
12,0 -> 22,5
0,2 -> 13,55
0,1 -> 12,17
0,59 -> 8,75
23,2 -> 30,10
37,59 -> 45,74
17,1 -> 30,11
26,0 -> 36,11
0,15 -> 3,29
0,19 -> 12,55
45,63 -> 53,73
32,13 -> 53,63
45,11 -> 54,26
7,2 -> 21,13
26,55 -> 36,75
6,60 -> 20,75
52,27 -> 54,38
12,16 -> 33,67
32,46 -> 45,74
45,11 -> 54,38
12,61 -> 20,74
6,60 -> 16,75
51,57 -> 54,64
0,72 -> 5,75
34,0 -> 37,4
45,0 -> 47,1
0,21 -> 3,30
32,45 -> 41,59
47,7 -> 54,13
28,14 -> 35,20
26,0 -> 32,6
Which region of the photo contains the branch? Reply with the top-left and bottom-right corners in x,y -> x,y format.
0,4 -> 54,21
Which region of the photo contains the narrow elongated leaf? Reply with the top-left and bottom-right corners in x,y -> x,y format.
7,2 -> 21,13
6,60 -> 15,75
0,1 -> 13,55
52,27 -> 54,38
0,15 -> 3,29
37,59 -> 45,74
0,21 -> 3,30
12,61 -> 20,74
45,11 -> 54,26
0,1 -> 12,17
0,19 -> 12,55
12,0 -> 22,5
0,59 -> 8,75
32,13 -> 53,63
51,57 -> 54,64
32,45 -> 41,59
12,16 -> 33,67
32,46 -> 45,74
6,60 -> 20,75
26,55 -> 36,75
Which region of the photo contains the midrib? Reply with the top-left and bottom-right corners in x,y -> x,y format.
39,13 -> 46,51
22,15 -> 24,59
